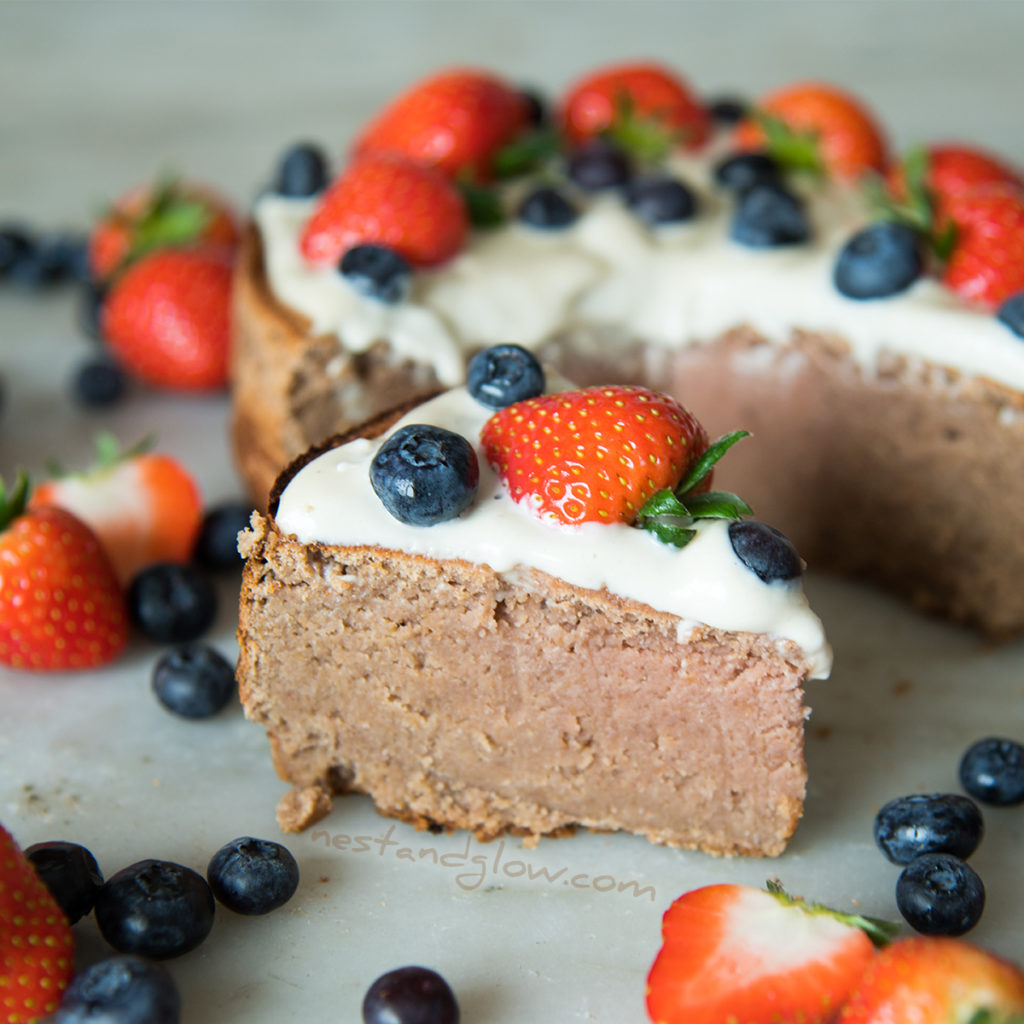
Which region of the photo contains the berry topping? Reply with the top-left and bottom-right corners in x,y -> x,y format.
301,153 -> 467,269
362,966 -> 460,1024
958,736 -> 1024,805
730,181 -> 810,248
713,151 -> 782,192
873,793 -> 984,865
895,853 -> 985,936
339,243 -> 413,304
480,385 -> 710,527
370,425 -> 480,526
566,138 -> 633,192
466,344 -> 545,409
94,859 -> 215,959
273,141 -> 330,197
194,501 -> 253,570
206,837 -> 300,916
728,520 -> 803,582
833,221 -> 924,299
517,186 -> 578,229
55,955 -> 181,1024
127,563 -> 218,644
152,643 -> 237,719
72,356 -> 129,408
623,175 -> 698,226
25,840 -> 103,925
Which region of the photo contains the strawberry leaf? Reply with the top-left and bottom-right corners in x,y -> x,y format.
0,470 -> 30,531
493,128 -> 562,179
458,181 -> 506,229
677,430 -> 750,497
683,490 -> 752,520
754,111 -> 824,177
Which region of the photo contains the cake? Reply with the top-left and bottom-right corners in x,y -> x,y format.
230,63 -> 1024,636
236,356 -> 831,857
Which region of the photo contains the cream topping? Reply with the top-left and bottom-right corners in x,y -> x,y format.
275,385 -> 832,679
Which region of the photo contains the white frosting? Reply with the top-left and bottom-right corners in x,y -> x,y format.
275,385 -> 832,679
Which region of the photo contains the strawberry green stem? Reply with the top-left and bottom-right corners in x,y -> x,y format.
0,470 -> 30,531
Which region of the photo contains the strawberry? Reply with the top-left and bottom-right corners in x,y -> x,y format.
353,67 -> 529,180
29,434 -> 203,585
300,153 -> 468,269
101,246 -> 234,391
0,823 -> 75,1022
560,62 -> 712,157
838,936 -> 1024,1023
480,385 -> 709,526
0,473 -> 127,671
941,185 -> 1024,308
734,81 -> 887,180
646,882 -> 895,1024
87,175 -> 239,280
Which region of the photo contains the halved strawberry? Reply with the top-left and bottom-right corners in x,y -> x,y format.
30,434 -> 203,585
647,882 -> 894,1024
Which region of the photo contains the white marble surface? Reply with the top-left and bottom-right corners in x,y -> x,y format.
2,2 -> 1024,1021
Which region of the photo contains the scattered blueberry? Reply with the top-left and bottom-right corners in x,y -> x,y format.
707,95 -> 749,125
9,231 -> 86,289
895,852 -> 985,936
340,244 -> 413,304
566,139 -> 632,192
152,643 -> 236,719
959,737 -> 1024,806
730,182 -> 810,248
467,344 -> 545,409
94,859 -> 215,959
728,520 -> 803,582
273,141 -> 329,197
834,222 -> 923,299
624,175 -> 698,226
128,563 -> 218,644
25,840 -> 103,924
997,291 -> 1024,339
873,793 -> 984,865
518,186 -> 578,229
72,357 -> 129,408
78,280 -> 108,341
713,152 -> 782,192
362,966 -> 460,1024
194,500 -> 253,570
207,837 -> 300,915
0,224 -> 34,280
370,425 -> 479,527
55,955 -> 181,1024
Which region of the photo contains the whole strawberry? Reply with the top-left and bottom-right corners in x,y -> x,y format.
0,473 -> 128,671
353,67 -> 529,179
480,385 -> 708,526
102,247 -> 234,391
0,823 -> 75,1022
300,153 -> 468,269
837,936 -> 1024,1023
30,434 -> 203,585
734,80 -> 887,180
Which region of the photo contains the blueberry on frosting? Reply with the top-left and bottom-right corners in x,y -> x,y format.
730,182 -> 810,248
517,186 -> 578,229
467,344 -> 545,409
624,175 -> 698,226
728,520 -> 803,582
339,244 -> 412,304
834,222 -> 923,299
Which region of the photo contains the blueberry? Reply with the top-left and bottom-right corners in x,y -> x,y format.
128,563 -> 218,644
728,520 -> 803,582
519,87 -> 548,127
339,244 -> 413,305
895,852 -> 985,936
207,837 -> 300,915
25,841 -> 103,924
362,966 -> 460,1024
467,344 -> 545,409
873,793 -> 984,865
834,222 -> 923,300
518,186 -> 578,229
194,501 -> 253,570
730,182 -> 810,247
152,643 -> 236,719
997,291 -> 1024,339
78,280 -> 109,341
0,224 -> 35,280
273,141 -> 329,197
72,357 -> 129,408
94,859 -> 215,959
370,425 -> 479,526
566,139 -> 632,192
959,737 -> 1024,806
9,231 -> 86,289
713,152 -> 782,192
624,175 -> 698,226
55,955 -> 180,1024
707,95 -> 750,125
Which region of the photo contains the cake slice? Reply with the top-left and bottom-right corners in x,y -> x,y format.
236,352 -> 830,857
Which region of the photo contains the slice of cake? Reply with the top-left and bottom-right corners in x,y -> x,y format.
236,351 -> 831,857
